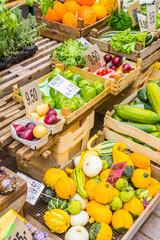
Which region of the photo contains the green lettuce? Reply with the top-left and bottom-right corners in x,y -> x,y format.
110,29 -> 148,54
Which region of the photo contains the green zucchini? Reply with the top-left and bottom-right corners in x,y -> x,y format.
121,122 -> 157,133
133,138 -> 143,144
149,132 -> 160,138
137,89 -> 148,102
114,104 -> 160,124
143,143 -> 156,151
155,123 -> 160,131
131,99 -> 153,111
112,112 -> 123,122
147,83 -> 160,116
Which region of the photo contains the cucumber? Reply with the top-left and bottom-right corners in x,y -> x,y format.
114,104 -> 160,124
133,138 -> 143,144
131,99 -> 153,111
147,83 -> 160,116
112,113 -> 123,122
149,132 -> 160,138
155,123 -> 160,131
143,144 -> 156,151
137,89 -> 148,102
121,122 -> 157,133
150,80 -> 160,87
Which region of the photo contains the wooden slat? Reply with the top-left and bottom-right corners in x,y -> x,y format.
0,103 -> 22,118
0,109 -> 26,129
0,131 -> 12,149
0,101 -> 17,113
8,141 -> 23,157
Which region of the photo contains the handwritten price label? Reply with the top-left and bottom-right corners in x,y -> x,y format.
155,0 -> 160,13
20,80 -> 42,114
128,0 -> 141,26
4,217 -> 32,240
17,172 -> 44,205
48,75 -> 80,99
82,44 -> 105,72
147,5 -> 156,32
137,14 -> 147,32
106,162 -> 127,186
78,37 -> 92,48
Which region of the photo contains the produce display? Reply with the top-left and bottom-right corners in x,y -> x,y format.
44,0 -> 118,28
40,134 -> 160,239
85,54 -> 134,79
112,82 -> 160,150
39,67 -> 104,113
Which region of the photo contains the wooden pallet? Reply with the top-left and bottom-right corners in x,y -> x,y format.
16,111 -> 95,182
0,93 -> 59,162
36,7 -> 108,42
23,131 -> 160,240
104,86 -> 160,164
0,38 -> 61,97
89,27 -> 160,66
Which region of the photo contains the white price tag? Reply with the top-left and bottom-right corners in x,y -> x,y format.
137,14 -> 147,32
82,44 -> 105,73
20,80 -> 42,114
155,0 -> 160,13
17,172 -> 45,205
78,37 -> 92,48
147,5 -> 156,32
4,217 -> 32,240
48,75 -> 80,99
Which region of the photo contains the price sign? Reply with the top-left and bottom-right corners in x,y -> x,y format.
155,0 -> 160,13
78,37 -> 92,48
137,14 -> 147,32
17,172 -> 44,205
128,0 -> 141,26
147,5 -> 156,32
82,44 -> 105,73
106,162 -> 127,186
20,80 -> 42,114
48,75 -> 80,99
4,217 -> 32,240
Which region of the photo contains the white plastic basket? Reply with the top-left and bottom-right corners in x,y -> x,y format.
10,118 -> 49,149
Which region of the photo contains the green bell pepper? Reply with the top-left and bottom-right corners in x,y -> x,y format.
72,96 -> 85,108
61,99 -> 77,112
78,80 -> 92,88
93,81 -> 104,94
54,95 -> 67,109
71,74 -> 83,84
40,91 -> 46,99
69,80 -> 78,86
80,86 -> 97,102
48,68 -> 64,83
49,88 -> 60,99
18,90 -> 22,96
63,70 -> 74,80
43,96 -> 55,108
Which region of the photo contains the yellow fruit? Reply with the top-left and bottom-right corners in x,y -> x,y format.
36,103 -> 49,116
38,116 -> 45,123
33,124 -> 48,139
28,112 -> 40,120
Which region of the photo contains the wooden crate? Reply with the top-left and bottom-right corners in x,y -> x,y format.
23,131 -> 160,240
52,55 -> 141,96
150,68 -> 160,79
0,167 -> 27,217
89,27 -> 160,67
13,63 -> 110,124
16,111 -> 94,182
36,7 -> 108,42
104,87 -> 160,164
0,38 -> 61,97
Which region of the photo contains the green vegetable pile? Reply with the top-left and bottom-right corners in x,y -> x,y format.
110,29 -> 147,54
107,9 -> 132,31
52,39 -> 88,68
156,13 -> 160,29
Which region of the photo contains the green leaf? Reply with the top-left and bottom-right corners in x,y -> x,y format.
26,0 -> 33,7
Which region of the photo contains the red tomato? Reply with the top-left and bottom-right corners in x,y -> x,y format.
109,74 -> 115,78
87,68 -> 91,72
102,68 -> 108,76
96,70 -> 102,75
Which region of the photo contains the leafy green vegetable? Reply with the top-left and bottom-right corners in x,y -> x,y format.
53,39 -> 88,67
107,9 -> 132,31
156,13 -> 160,29
110,29 -> 148,54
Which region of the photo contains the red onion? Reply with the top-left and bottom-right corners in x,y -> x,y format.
104,54 -> 112,64
17,128 -> 34,140
46,108 -> 57,116
109,65 -> 118,71
44,114 -> 60,125
112,56 -> 122,67
26,122 -> 36,130
13,123 -> 24,133
122,63 -> 134,73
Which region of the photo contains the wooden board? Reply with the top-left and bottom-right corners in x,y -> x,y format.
16,111 -> 94,182
36,7 -> 108,40
0,167 -> 27,217
89,28 -> 160,63
103,85 -> 160,165
0,38 -> 60,97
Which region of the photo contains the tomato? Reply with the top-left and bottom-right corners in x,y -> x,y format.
109,74 -> 115,78
102,68 -> 109,76
96,70 -> 102,75
87,68 -> 91,72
